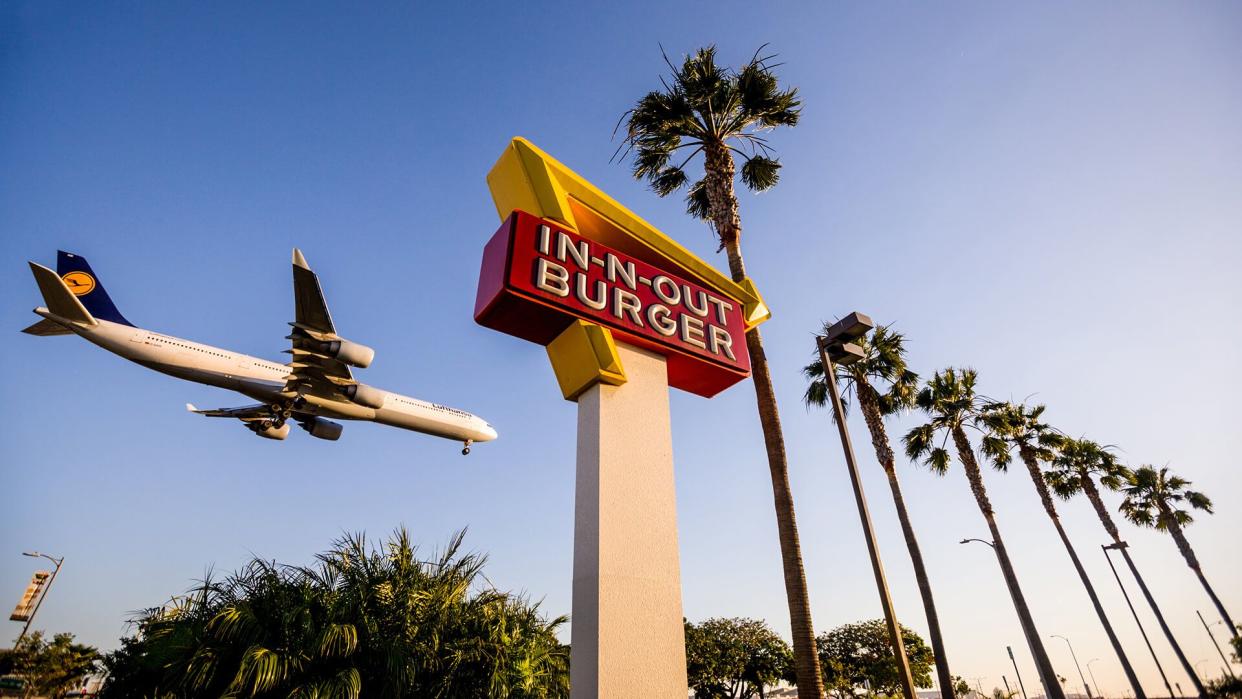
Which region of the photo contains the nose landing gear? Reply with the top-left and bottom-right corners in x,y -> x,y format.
462,439 -> 473,456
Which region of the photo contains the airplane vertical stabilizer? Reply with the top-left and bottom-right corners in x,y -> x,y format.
56,251 -> 133,326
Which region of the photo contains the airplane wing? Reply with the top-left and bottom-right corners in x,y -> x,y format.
186,403 -> 271,421
282,249 -> 358,398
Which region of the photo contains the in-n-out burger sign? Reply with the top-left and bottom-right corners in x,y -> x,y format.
475,210 -> 751,397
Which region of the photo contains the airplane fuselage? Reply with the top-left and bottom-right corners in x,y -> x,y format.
37,309 -> 498,445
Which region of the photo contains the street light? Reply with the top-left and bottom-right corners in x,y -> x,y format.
1009,645 -> 1030,699
959,539 -> 1059,699
1052,635 -> 1092,699
16,551 -> 64,643
1197,610 -> 1237,679
816,312 -> 916,699
1086,658 -> 1103,699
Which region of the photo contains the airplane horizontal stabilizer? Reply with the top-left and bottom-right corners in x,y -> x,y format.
28,262 -> 97,327
21,318 -> 72,336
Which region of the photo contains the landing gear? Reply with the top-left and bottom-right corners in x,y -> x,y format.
462,439 -> 473,456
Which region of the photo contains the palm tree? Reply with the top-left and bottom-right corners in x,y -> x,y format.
803,323 -> 956,699
100,529 -> 569,699
979,404 -> 1146,698
620,46 -> 823,698
1120,466 -> 1236,634
902,369 -> 1064,699
1046,440 -> 1207,697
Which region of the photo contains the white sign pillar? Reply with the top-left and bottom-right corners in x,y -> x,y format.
569,343 -> 687,699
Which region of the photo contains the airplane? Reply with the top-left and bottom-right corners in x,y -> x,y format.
22,249 -> 498,454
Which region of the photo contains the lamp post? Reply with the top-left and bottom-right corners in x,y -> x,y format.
1086,658 -> 1103,699
1052,634 -> 1092,699
16,551 -> 64,643
1103,542 -> 1204,697
1197,610 -> 1236,679
960,538 -> 1054,699
1101,544 -> 1179,698
816,312 -> 917,699
1008,645 -> 1030,699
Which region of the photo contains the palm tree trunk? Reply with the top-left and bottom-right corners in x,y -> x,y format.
951,428 -> 1064,699
856,384 -> 955,699
1084,478 -> 1207,697
1016,448 -> 1146,698
1163,507 -> 1237,633
708,141 -> 824,699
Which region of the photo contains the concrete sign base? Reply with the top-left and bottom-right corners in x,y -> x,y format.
570,343 -> 687,698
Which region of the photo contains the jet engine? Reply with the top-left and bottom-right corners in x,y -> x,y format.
321,339 -> 374,368
299,417 -> 343,441
342,383 -> 386,409
249,422 -> 291,440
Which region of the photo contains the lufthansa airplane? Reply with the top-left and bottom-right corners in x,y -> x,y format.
23,250 -> 497,453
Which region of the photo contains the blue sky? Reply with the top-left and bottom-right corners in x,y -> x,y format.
2,1 -> 1239,694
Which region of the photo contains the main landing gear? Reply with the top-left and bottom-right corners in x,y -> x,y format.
462,440 -> 473,456
263,401 -> 296,430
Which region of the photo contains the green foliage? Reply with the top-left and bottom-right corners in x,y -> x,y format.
802,323 -> 919,419
815,620 -> 934,696
903,368 -> 981,475
977,402 -> 1065,470
1044,438 -> 1130,500
619,45 -> 800,222
684,617 -> 793,698
99,528 -> 568,699
1206,675 -> 1242,699
0,631 -> 101,698
953,675 -> 973,698
1120,465 -> 1213,531
1232,628 -> 1241,663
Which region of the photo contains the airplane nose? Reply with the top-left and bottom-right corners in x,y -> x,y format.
482,424 -> 498,441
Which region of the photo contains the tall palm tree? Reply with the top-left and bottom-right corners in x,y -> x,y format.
1046,440 -> 1207,697
1120,466 -> 1236,634
620,46 -> 823,698
803,323 -> 956,699
902,369 -> 1064,699
979,404 -> 1146,698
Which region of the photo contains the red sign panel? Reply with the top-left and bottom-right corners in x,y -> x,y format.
475,210 -> 751,397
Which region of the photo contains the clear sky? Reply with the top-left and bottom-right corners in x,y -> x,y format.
2,2 -> 1239,695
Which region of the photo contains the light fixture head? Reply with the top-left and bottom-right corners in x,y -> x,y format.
827,342 -> 866,365
823,311 -> 875,345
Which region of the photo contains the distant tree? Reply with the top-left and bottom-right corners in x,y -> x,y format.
952,675 -> 973,698
1232,628 -> 1241,662
1207,675 -> 1242,699
685,617 -> 793,698
1120,465 -> 1236,633
0,631 -> 101,698
816,619 -> 934,697
99,528 -> 568,699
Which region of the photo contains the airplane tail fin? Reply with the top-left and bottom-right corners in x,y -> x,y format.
56,251 -> 133,326
28,261 -> 97,327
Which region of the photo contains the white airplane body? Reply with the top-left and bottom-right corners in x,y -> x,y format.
23,250 -> 497,452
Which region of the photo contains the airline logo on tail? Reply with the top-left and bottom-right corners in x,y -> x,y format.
61,272 -> 96,296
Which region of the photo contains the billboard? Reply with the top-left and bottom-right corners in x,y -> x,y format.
9,570 -> 50,622
476,210 -> 751,397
